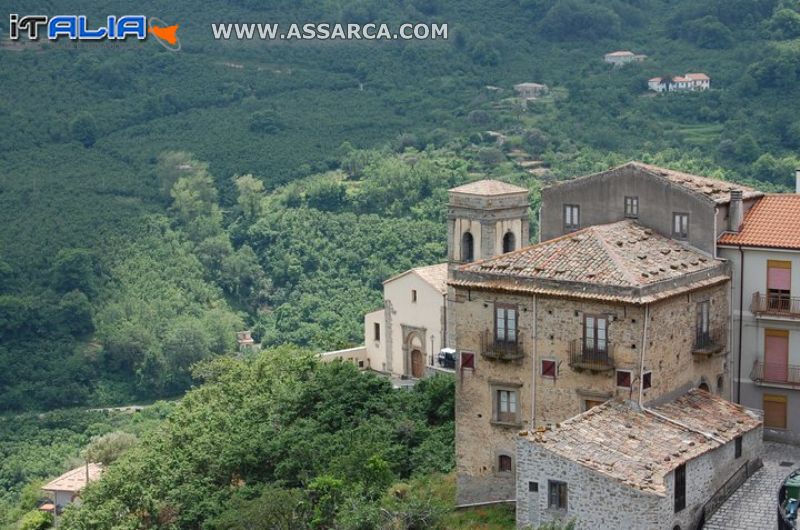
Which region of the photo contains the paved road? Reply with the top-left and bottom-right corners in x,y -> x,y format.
705,441 -> 800,530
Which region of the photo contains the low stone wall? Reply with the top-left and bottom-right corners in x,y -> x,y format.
319,346 -> 368,369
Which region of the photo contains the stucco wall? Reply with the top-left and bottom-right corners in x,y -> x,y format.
540,165 -> 719,254
719,245 -> 800,442
364,309 -> 386,371
382,272 -> 446,377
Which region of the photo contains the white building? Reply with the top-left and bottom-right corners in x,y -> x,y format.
603,50 -> 646,66
648,73 -> 710,93
513,83 -> 549,99
41,463 -> 103,514
718,186 -> 800,445
516,390 -> 762,530
365,263 -> 449,377
362,179 -> 530,379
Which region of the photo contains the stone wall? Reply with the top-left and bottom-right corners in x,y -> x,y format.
515,427 -> 763,529
539,164 -> 721,254
454,282 -> 730,505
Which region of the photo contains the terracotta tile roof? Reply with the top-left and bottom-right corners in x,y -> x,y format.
523,390 -> 761,495
602,162 -> 760,204
42,463 -> 103,493
412,263 -> 448,294
459,220 -> 720,288
384,262 -> 448,294
718,194 -> 800,250
448,274 -> 729,305
449,179 -> 528,196
685,73 -> 710,81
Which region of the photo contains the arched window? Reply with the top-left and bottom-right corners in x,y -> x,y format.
503,232 -> 516,253
462,232 -> 474,262
717,376 -> 724,395
699,382 -> 710,392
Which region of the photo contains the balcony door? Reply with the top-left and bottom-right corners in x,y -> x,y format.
767,260 -> 791,311
764,329 -> 789,383
583,315 -> 608,356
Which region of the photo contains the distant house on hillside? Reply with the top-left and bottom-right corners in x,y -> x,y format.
41,463 -> 103,515
514,82 -> 548,99
603,50 -> 646,66
648,73 -> 710,93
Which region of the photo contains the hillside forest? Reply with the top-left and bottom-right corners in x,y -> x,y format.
1,0 -> 800,528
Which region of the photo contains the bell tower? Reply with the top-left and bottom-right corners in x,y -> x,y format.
447,179 -> 530,272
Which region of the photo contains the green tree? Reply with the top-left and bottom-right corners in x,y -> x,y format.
69,112 -> 97,148
234,174 -> 266,221
734,134 -> 760,163
57,290 -> 94,336
51,249 -> 96,294
82,431 -> 137,466
155,151 -> 210,200
206,487 -> 311,530
770,8 -> 800,39
18,510 -> 53,530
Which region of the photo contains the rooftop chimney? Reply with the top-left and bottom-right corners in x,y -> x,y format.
729,189 -> 743,233
796,168 -> 800,194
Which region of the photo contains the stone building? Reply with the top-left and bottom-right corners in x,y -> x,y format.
516,390 -> 762,530
363,179 -> 530,379
718,191 -> 800,444
450,218 -> 731,505
539,161 -> 762,256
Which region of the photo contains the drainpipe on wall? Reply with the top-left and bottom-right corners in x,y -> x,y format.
737,244 -> 745,404
530,294 -> 537,428
638,304 -> 650,406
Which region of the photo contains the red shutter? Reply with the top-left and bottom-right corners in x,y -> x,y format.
461,352 -> 475,370
542,360 -> 556,377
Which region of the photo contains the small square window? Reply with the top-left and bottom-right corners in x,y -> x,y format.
496,389 -> 518,423
541,359 -> 557,378
548,480 -> 568,510
412,290 -> 417,303
616,370 -> 632,388
461,352 -> 475,370
735,436 -> 742,459
563,204 -> 580,232
672,212 -> 689,239
499,454 -> 512,472
529,481 -> 539,492
624,196 -> 639,218
642,371 -> 652,390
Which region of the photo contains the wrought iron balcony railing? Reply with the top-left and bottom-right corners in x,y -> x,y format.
751,359 -> 800,387
692,328 -> 727,356
751,292 -> 800,319
568,339 -> 615,371
480,330 -> 524,361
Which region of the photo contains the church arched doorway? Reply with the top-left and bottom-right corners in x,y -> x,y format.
411,350 -> 424,378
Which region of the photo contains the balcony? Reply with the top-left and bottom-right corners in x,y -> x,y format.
750,359 -> 800,388
692,328 -> 727,357
568,339 -> 615,372
480,330 -> 524,361
751,292 -> 800,319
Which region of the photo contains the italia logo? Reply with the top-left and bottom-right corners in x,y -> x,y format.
8,14 -> 181,51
